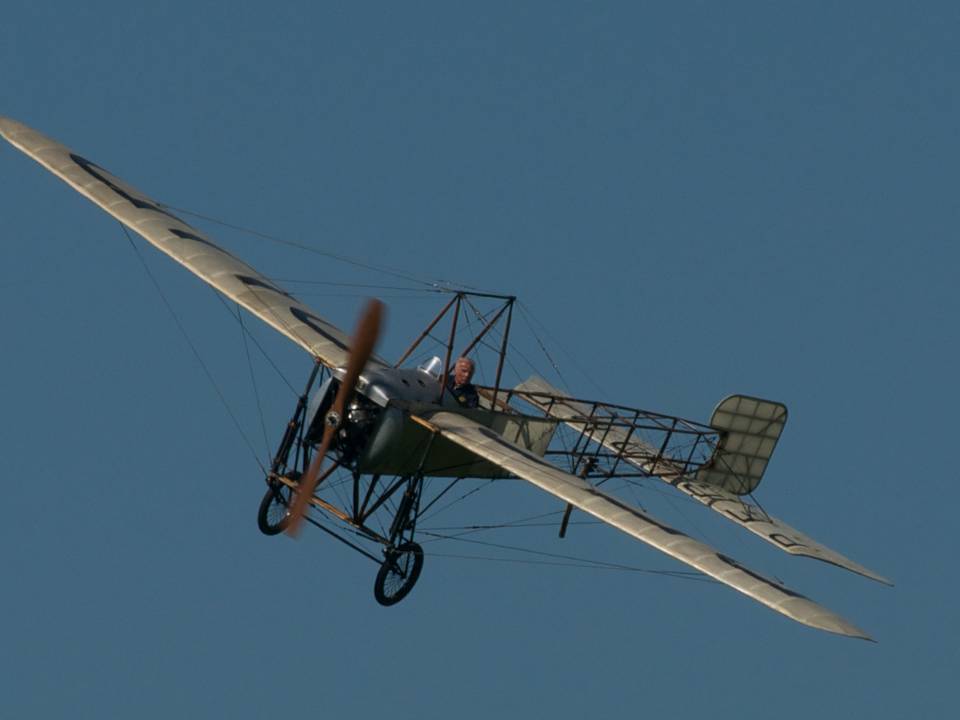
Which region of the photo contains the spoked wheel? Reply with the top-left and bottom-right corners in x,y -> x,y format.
257,480 -> 295,536
374,542 -> 424,606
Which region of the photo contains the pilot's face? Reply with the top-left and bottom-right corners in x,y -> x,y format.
454,359 -> 474,385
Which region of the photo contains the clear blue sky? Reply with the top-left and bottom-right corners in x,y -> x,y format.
1,2 -> 955,717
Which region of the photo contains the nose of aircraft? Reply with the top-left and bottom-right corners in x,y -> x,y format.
286,298 -> 385,536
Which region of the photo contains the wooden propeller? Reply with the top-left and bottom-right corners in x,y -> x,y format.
286,298 -> 384,537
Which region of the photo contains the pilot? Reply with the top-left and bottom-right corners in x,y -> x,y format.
447,356 -> 480,408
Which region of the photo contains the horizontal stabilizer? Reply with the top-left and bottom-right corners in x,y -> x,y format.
673,478 -> 891,585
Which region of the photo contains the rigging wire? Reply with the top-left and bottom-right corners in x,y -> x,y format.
457,296 -> 560,391
457,299 -> 489,386
273,278 -> 444,293
748,490 -> 773,523
294,292 -> 442,300
304,503 -> 715,583
517,301 -> 612,399
419,508 -> 602,538
422,520 -> 602,532
516,302 -> 570,390
417,531 -> 716,584
418,479 -> 498,524
236,305 -> 272,459
423,551 -> 712,581
424,508 -> 565,533
209,291 -> 299,396
119,223 -> 267,474
156,202 -> 469,292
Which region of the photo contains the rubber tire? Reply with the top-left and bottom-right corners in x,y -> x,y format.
257,484 -> 292,536
374,542 -> 424,606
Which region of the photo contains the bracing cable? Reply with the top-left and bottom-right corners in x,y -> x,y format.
120,223 -> 267,474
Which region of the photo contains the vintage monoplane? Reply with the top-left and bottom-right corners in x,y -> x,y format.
0,117 -> 890,640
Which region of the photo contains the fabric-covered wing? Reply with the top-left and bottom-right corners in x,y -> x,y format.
0,117 -> 372,370
411,409 -> 873,640
513,376 -> 890,585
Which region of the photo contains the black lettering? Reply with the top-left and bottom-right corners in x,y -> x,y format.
70,153 -> 183,223
723,506 -> 761,523
232,275 -> 348,351
679,481 -> 725,509
289,306 -> 350,352
170,228 -> 236,258
596,495 -> 683,536
770,533 -> 807,550
235,274 -> 290,298
716,553 -> 806,599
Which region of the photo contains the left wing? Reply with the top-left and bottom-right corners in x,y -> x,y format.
410,409 -> 873,640
0,117 -> 377,370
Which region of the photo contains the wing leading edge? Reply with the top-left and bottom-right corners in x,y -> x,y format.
411,409 -> 873,640
0,117 -> 376,370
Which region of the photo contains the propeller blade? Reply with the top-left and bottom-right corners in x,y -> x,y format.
286,299 -> 384,536
286,423 -> 336,537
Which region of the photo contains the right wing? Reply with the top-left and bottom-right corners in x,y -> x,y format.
411,409 -> 873,640
0,117 -> 377,370
513,376 -> 890,585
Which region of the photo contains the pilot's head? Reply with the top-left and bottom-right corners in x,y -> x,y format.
453,357 -> 475,386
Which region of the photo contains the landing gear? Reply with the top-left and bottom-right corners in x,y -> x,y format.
374,542 -> 424,606
257,474 -> 298,536
262,359 -> 433,606
373,473 -> 425,606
